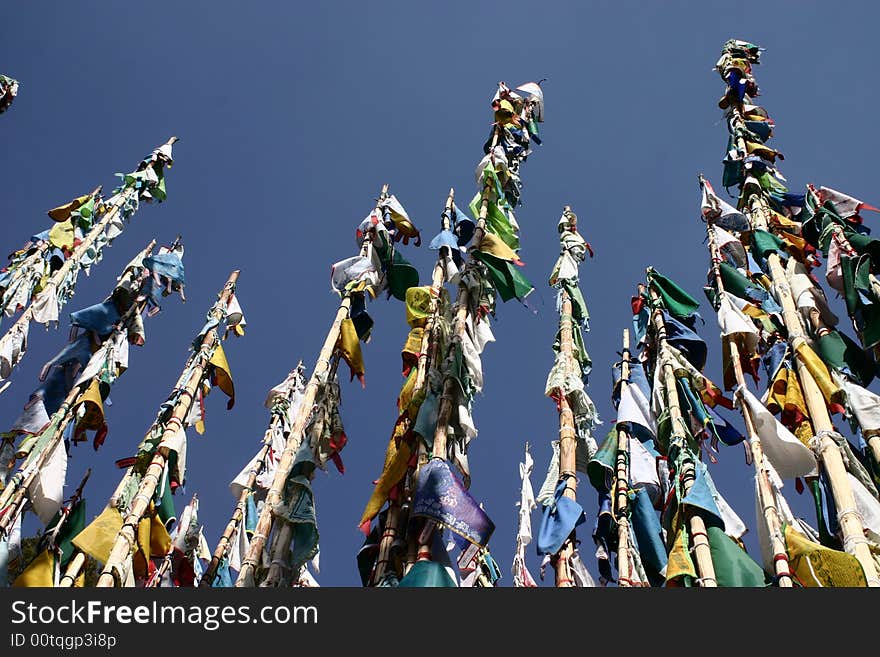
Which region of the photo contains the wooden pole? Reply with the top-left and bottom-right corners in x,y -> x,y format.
0,139 -> 175,389
616,329 -> 633,587
262,357 -> 339,588
0,240 -> 158,533
58,552 -> 86,587
416,129 -> 498,565
199,364 -> 304,587
647,282 -> 717,587
369,189 -> 453,586
704,207 -> 793,586
235,185 -> 389,587
553,285 -> 577,587
96,270 -> 240,587
550,205 -> 580,587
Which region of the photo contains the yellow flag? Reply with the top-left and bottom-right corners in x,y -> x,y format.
405,286 -> 434,328
785,525 -> 867,587
208,342 -> 235,408
665,524 -> 697,583
478,232 -> 520,263
133,509 -> 172,579
48,221 -> 75,250
13,549 -> 56,587
795,342 -> 845,408
47,194 -> 90,222
72,505 -> 124,564
336,318 -> 365,385
359,435 -> 412,527
74,378 -> 105,431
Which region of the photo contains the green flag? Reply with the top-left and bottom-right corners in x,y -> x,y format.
398,560 -> 456,587
647,268 -> 700,322
751,229 -> 785,259
46,498 -> 88,567
587,429 -> 617,492
707,525 -> 767,587
816,329 -> 875,387
472,250 -> 533,303
469,193 -> 519,251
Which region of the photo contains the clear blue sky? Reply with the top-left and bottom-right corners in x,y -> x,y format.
3,1 -> 880,586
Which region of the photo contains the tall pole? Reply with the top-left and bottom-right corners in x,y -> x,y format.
428,131 -> 498,466
615,329 -> 633,587
549,205 -> 580,588
718,43 -> 879,585
96,270 -> 240,587
703,198 -> 793,586
235,186 -> 389,587
0,240 -> 158,533
369,189 -> 453,586
646,281 -> 717,587
413,132 -> 499,568
199,363 -> 305,587
0,138 -> 177,390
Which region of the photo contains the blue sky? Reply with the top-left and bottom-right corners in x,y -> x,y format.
3,1 -> 880,586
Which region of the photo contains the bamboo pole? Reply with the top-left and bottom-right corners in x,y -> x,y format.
553,286 -> 577,587
415,130 -> 498,565
0,240 -> 158,532
58,552 -> 86,587
550,206 -> 580,587
235,186 -> 388,587
261,357 -> 340,588
0,139 -> 176,389
704,206 -> 793,586
646,282 -> 717,587
199,364 -> 304,587
616,329 -> 633,587
369,189 -> 454,586
96,270 -> 240,587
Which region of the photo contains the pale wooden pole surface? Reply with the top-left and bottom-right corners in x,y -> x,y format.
647,283 -> 717,587
553,286 -> 577,587
0,240 -> 157,533
58,551 -> 86,587
616,329 -> 632,586
96,270 -> 240,587
369,189 -> 453,585
705,213 -> 793,586
235,185 -> 388,587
